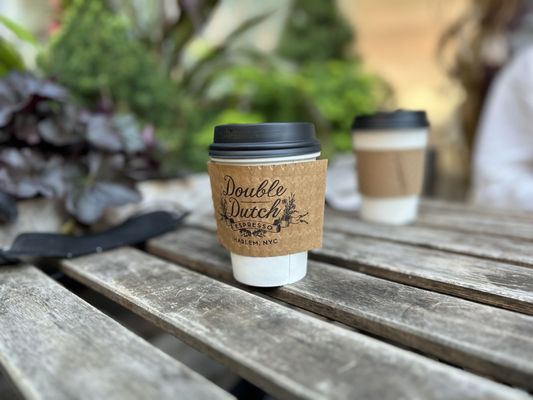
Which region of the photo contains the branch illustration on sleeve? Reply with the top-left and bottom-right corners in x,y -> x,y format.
275,193 -> 309,228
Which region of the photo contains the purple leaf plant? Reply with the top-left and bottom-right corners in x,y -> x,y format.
0,72 -> 159,224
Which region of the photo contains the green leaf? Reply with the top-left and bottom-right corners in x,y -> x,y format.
0,38 -> 25,76
0,15 -> 38,46
224,11 -> 274,44
181,11 -> 273,88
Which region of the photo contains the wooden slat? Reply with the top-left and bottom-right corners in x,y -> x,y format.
421,199 -> 533,221
417,203 -> 533,241
314,230 -> 533,315
187,195 -> 533,240
185,211 -> 533,315
417,214 -> 533,241
59,249 -> 528,400
149,226 -> 533,390
324,209 -> 533,267
0,265 -> 232,400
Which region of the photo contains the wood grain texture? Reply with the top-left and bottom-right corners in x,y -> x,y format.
324,209 -> 533,267
149,226 -> 533,390
417,201 -> 533,240
186,211 -> 533,315
421,199 -> 533,221
0,265 -> 232,400
59,249 -> 529,400
314,230 -> 533,315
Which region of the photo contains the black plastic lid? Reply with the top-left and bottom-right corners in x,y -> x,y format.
209,122 -> 321,159
352,110 -> 429,131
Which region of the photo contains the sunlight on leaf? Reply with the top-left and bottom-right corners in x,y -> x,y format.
0,15 -> 39,46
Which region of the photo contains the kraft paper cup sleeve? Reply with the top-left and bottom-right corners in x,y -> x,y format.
356,149 -> 426,197
208,160 -> 328,257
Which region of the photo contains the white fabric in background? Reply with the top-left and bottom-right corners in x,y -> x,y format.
325,155 -> 361,212
472,46 -> 533,210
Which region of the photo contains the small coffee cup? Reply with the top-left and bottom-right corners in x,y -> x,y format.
208,123 -> 326,287
352,110 -> 429,225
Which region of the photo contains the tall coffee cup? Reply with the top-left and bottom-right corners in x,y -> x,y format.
208,123 -> 327,287
352,110 -> 429,224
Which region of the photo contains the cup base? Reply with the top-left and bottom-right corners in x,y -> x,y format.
230,251 -> 307,287
361,195 -> 419,225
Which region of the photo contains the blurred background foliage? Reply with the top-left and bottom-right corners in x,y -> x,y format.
1,0 -> 389,173
2,0 -> 529,219
278,0 -> 354,63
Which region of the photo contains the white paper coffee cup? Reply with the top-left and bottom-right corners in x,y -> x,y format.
208,123 -> 322,287
352,111 -> 429,225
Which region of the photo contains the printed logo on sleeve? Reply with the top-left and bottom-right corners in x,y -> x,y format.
218,175 -> 308,247
208,160 -> 327,257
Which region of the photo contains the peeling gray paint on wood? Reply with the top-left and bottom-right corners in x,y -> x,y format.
60,248 -> 529,400
0,265 -> 233,400
149,226 -> 533,390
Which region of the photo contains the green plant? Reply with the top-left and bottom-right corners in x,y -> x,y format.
278,0 -> 354,64
34,0 -> 389,173
39,0 -> 176,126
303,61 -> 390,151
0,15 -> 39,76
39,0 -> 273,171
0,16 -> 39,46
183,1 -> 388,166
0,39 -> 24,77
206,60 -> 389,157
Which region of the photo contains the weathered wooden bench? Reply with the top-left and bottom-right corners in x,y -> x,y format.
1,199 -> 532,399
0,265 -> 231,400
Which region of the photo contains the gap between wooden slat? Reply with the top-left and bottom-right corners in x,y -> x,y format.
325,209 -> 533,268
58,249 -> 530,400
187,211 -> 533,315
148,226 -> 533,391
0,265 -> 233,400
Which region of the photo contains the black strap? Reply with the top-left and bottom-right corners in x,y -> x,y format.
0,210 -> 188,265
